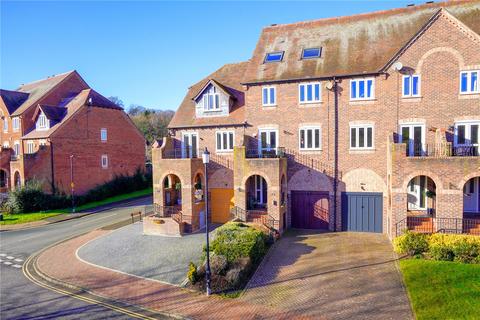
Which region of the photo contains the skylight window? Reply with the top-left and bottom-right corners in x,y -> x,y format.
264,51 -> 284,63
302,48 -> 322,59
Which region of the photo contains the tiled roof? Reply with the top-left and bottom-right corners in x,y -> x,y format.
0,89 -> 29,115
242,0 -> 480,84
39,105 -> 66,121
11,71 -> 86,116
23,89 -> 122,139
168,62 -> 248,129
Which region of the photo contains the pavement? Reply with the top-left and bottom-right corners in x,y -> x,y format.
241,230 -> 413,320
0,196 -> 152,320
77,222 -> 207,285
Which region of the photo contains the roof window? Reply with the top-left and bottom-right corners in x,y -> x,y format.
264,51 -> 284,63
302,48 -> 322,59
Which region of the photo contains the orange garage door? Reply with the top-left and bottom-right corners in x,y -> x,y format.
210,188 -> 234,223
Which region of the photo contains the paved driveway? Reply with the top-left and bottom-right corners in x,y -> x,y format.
242,230 -> 413,320
77,222 -> 207,285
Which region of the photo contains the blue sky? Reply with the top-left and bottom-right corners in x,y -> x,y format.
1,1 -> 426,111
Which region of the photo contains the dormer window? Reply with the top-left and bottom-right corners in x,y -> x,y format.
264,51 -> 284,63
36,112 -> 49,131
202,86 -> 220,111
302,48 -> 322,59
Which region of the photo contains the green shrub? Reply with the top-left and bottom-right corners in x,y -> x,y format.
210,222 -> 268,264
210,254 -> 228,276
429,244 -> 454,261
393,231 -> 429,256
187,262 -> 198,284
452,241 -> 479,264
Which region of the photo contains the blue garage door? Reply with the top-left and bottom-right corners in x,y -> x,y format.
341,192 -> 383,233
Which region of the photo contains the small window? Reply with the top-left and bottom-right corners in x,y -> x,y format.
350,78 -> 374,100
37,113 -> 48,129
101,155 -> 108,168
299,126 -> 321,150
12,117 -> 20,132
26,141 -> 35,154
13,141 -> 20,155
262,86 -> 276,106
39,139 -> 47,146
402,75 -> 421,97
299,82 -> 321,103
3,141 -> 9,149
350,125 -> 374,149
202,86 -> 220,111
264,51 -> 284,63
301,48 -> 321,59
101,128 -> 108,141
216,131 -> 234,152
3,118 -> 8,132
460,70 -> 479,94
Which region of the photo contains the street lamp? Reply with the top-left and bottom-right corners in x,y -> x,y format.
202,147 -> 211,296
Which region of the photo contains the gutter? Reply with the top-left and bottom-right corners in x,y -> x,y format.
50,139 -> 55,194
333,77 -> 339,232
168,121 -> 248,131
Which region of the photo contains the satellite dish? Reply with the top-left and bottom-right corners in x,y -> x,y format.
325,81 -> 334,90
392,62 -> 403,71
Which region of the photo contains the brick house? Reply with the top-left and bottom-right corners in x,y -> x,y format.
0,71 -> 145,196
151,1 -> 480,238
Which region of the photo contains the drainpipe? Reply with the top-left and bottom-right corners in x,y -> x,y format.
50,140 -> 55,194
333,77 -> 339,232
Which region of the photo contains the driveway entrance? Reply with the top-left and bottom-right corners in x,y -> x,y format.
241,231 -> 412,319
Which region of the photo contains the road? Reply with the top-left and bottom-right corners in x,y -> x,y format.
0,196 -> 152,320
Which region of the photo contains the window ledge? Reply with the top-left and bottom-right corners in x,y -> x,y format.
262,105 -> 277,108
349,149 -> 376,154
349,99 -> 376,105
401,96 -> 422,102
299,101 -> 322,106
458,93 -> 480,100
203,109 -> 223,113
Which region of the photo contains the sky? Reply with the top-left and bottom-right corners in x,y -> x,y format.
1,0 -> 428,111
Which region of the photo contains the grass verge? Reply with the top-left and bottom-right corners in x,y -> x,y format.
1,187 -> 152,225
399,258 -> 480,320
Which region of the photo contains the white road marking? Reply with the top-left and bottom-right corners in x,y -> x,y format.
12,264 -> 22,268
0,253 -> 6,257
4,261 -> 12,265
14,258 -> 23,262
6,256 -> 14,259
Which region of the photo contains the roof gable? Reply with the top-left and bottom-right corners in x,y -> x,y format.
0,89 -> 29,115
192,79 -> 235,102
242,0 -> 480,84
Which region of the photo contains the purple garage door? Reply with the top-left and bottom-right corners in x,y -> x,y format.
291,191 -> 330,229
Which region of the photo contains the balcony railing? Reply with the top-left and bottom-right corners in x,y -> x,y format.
153,204 -> 183,224
245,147 -> 286,159
403,143 -> 479,158
162,147 -> 198,159
395,216 -> 480,236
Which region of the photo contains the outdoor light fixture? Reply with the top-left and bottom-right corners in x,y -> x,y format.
202,147 -> 211,295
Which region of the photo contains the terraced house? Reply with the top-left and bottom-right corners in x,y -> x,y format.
151,0 -> 480,238
0,71 -> 145,195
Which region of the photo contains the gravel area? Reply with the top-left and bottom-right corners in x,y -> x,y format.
77,223 -> 207,285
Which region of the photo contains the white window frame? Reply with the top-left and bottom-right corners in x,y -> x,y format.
350,78 -> 375,101
39,139 -> 47,146
101,128 -> 108,142
101,155 -> 108,169
262,86 -> 276,107
399,123 -> 426,156
454,121 -> 480,147
258,128 -> 278,153
3,118 -> 8,132
181,132 -> 199,158
460,70 -> 479,94
3,141 -> 9,149
408,176 -> 427,211
215,130 -> 234,152
402,74 -> 421,97
350,124 -> 374,150
202,86 -> 220,111
299,82 -> 322,104
299,126 -> 322,151
13,141 -> 20,155
12,117 -> 20,132
26,141 -> 35,154
37,113 -> 48,130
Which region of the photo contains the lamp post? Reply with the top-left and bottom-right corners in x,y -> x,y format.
202,147 -> 211,296
70,155 -> 75,213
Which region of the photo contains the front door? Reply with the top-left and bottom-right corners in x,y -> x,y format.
259,129 -> 278,155
464,177 -> 479,213
182,132 -> 198,158
254,175 -> 267,207
400,124 -> 425,156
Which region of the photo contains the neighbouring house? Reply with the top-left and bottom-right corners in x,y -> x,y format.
151,0 -> 480,238
0,71 -> 145,195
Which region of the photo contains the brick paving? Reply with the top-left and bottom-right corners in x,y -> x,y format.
241,230 -> 413,320
36,230 -> 315,320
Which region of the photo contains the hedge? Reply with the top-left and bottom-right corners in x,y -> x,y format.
2,168 -> 151,214
394,231 -> 480,264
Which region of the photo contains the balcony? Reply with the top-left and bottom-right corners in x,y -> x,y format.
161,147 -> 198,159
245,147 -> 286,159
399,142 -> 478,158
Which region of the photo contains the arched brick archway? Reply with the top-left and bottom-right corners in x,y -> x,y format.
13,171 -> 21,190
245,174 -> 268,210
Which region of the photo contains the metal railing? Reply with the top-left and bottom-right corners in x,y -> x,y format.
395,216 -> 480,237
404,143 -> 479,158
245,147 -> 286,159
162,147 -> 198,159
230,206 -> 247,222
284,148 -> 338,178
153,204 -> 183,224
